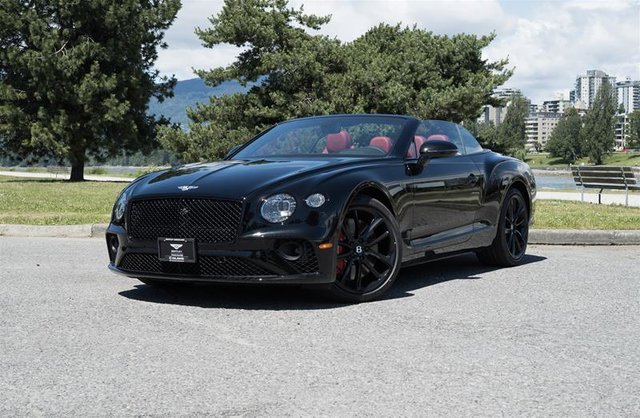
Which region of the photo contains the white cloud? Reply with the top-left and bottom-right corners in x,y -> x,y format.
483,0 -> 640,102
155,0 -> 640,104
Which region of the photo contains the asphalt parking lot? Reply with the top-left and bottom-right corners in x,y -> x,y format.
1,237 -> 639,416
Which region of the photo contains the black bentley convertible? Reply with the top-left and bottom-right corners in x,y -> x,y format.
106,114 -> 535,302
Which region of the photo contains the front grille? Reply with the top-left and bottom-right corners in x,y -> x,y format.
119,253 -> 273,278
128,198 -> 242,243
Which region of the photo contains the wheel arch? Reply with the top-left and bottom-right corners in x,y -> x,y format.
347,182 -> 396,217
508,178 -> 532,218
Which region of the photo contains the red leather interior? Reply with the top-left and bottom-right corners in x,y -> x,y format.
369,136 -> 392,153
426,134 -> 449,141
323,131 -> 352,153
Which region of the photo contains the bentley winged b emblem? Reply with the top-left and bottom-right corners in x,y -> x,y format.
177,185 -> 198,191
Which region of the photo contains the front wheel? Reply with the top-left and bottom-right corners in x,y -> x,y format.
477,187 -> 529,266
328,196 -> 402,302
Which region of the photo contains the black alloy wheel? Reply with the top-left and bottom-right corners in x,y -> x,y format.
504,192 -> 529,259
477,187 -> 529,266
330,196 -> 402,302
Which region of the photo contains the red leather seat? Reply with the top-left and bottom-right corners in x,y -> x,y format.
369,136 -> 392,153
323,131 -> 352,154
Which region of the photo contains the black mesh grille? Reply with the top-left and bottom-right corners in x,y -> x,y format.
128,198 -> 242,243
119,253 -> 274,278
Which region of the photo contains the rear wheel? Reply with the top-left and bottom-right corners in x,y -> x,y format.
477,188 -> 529,266
328,196 -> 402,302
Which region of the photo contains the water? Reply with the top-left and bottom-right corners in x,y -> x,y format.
534,172 -> 576,190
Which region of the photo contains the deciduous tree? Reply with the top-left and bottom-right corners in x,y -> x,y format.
626,110 -> 640,149
545,108 -> 583,163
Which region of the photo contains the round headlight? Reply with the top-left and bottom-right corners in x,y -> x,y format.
261,194 -> 297,223
304,193 -> 326,208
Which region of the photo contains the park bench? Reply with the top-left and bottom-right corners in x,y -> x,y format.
571,165 -> 640,206
46,165 -> 70,179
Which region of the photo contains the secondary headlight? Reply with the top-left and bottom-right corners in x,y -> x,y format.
304,193 -> 326,208
261,193 -> 297,223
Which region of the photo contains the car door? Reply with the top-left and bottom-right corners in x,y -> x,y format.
405,121 -> 482,249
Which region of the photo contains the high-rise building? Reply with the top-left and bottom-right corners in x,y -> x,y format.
525,112 -> 562,151
542,99 -> 573,114
617,78 -> 640,114
477,88 -> 524,126
615,113 -> 630,149
570,69 -> 617,109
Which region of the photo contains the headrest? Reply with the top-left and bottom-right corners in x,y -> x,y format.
369,136 -> 392,153
427,134 -> 449,141
326,131 -> 352,153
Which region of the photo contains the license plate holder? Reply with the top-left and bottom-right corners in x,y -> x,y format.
158,238 -> 196,263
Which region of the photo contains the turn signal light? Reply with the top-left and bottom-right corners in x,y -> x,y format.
319,243 -> 333,250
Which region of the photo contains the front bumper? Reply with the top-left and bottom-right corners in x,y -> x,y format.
106,224 -> 336,285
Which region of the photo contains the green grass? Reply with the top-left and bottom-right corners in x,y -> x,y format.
2,177 -> 640,229
0,177 -> 126,225
534,200 -> 640,230
526,152 -> 640,169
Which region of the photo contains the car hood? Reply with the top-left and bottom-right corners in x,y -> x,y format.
129,159 -> 358,200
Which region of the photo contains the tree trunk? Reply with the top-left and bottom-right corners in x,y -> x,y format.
69,154 -> 85,181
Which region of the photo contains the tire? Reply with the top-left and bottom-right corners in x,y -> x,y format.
328,196 -> 402,303
477,187 -> 529,266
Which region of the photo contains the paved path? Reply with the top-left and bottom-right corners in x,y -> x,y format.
1,237 -> 639,416
537,190 -> 640,207
0,170 -> 131,182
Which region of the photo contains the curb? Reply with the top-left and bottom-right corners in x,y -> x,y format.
528,229 -> 640,245
0,223 -> 108,239
2,224 -> 640,245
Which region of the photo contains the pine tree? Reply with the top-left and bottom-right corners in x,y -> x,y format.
159,0 -> 512,161
497,93 -> 529,155
581,82 -> 616,165
0,0 -> 181,180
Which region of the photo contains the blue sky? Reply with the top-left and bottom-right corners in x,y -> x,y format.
156,0 -> 640,104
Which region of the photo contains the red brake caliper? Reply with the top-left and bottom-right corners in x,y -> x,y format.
336,230 -> 346,277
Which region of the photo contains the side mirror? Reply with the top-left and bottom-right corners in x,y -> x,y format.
418,139 -> 458,166
224,144 -> 241,160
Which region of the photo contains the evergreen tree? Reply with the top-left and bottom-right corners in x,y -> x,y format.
497,93 -> 529,155
545,108 -> 583,163
462,119 -> 500,152
626,110 -> 640,149
159,0 -> 512,161
0,0 -> 181,180
581,82 -> 616,165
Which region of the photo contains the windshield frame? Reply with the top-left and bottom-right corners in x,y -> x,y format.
226,114 -> 419,161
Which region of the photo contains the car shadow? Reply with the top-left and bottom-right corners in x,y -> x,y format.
118,252 -> 547,310
383,253 -> 547,301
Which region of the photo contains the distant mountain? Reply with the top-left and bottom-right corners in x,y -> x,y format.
148,78 -> 249,127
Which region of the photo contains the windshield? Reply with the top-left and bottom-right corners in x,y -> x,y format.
232,116 -> 409,159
